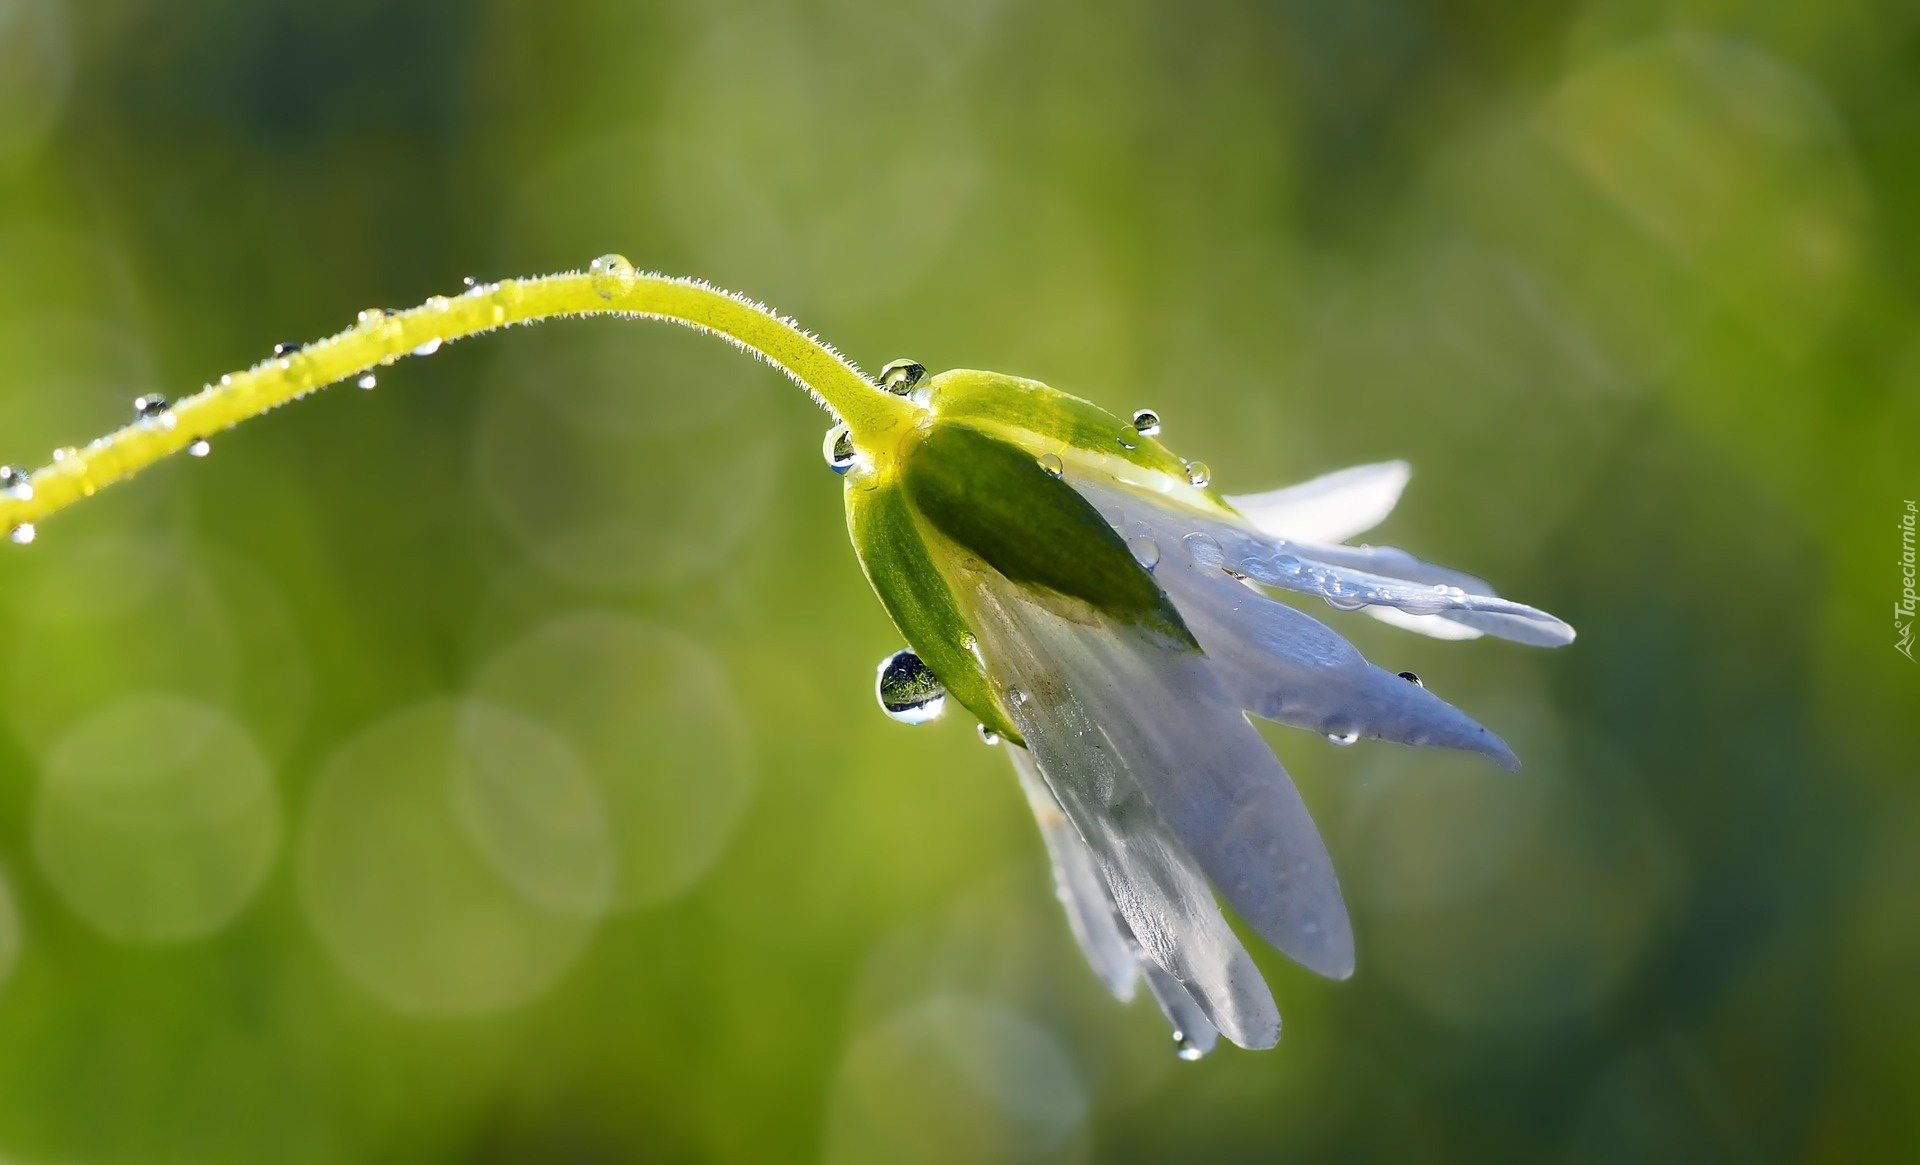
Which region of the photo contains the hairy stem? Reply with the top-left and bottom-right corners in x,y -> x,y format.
0,261 -> 913,534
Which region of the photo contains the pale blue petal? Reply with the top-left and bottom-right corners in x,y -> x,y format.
1225,460 -> 1411,543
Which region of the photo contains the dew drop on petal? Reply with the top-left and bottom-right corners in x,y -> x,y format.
357,374 -> 377,391
1006,687 -> 1028,707
412,338 -> 443,357
1037,453 -> 1064,478
1174,1032 -> 1206,1061
1398,671 -> 1423,687
875,650 -> 947,725
1182,532 -> 1226,569
977,725 -> 1001,746
1185,461 -> 1211,488
8,524 -> 35,545
1131,409 -> 1161,437
1326,728 -> 1359,746
879,359 -> 925,396
187,439 -> 211,458
823,423 -> 857,475
1128,535 -> 1161,570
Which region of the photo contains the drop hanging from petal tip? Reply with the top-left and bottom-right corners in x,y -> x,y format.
875,649 -> 947,724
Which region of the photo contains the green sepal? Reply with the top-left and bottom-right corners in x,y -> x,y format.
846,479 -> 1025,745
902,422 -> 1200,650
923,369 -> 1195,484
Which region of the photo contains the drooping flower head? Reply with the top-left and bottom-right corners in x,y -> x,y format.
0,262 -> 1572,1058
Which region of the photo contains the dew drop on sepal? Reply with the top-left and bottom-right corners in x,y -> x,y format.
1116,427 -> 1139,450
879,359 -> 925,396
823,423 -> 857,474
8,523 -> 34,545
875,650 -> 947,724
1397,671 -> 1423,687
1131,409 -> 1161,437
1037,453 -> 1063,478
1185,461 -> 1211,488
187,438 -> 211,458
977,725 -> 1000,746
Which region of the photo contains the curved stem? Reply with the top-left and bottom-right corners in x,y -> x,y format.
0,264 -> 914,533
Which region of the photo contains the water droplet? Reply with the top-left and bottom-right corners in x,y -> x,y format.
187,438 -> 211,458
1397,671 -> 1423,687
425,296 -> 450,312
1116,427 -> 1139,450
357,374 -> 378,391
1037,453 -> 1064,478
357,308 -> 387,326
1185,461 -> 1211,488
1174,1032 -> 1205,1061
1006,688 -> 1029,707
976,725 -> 1001,746
823,424 -> 857,474
1323,594 -> 1369,612
272,341 -> 299,357
462,276 -> 479,290
51,446 -> 75,463
1131,409 -> 1161,437
133,394 -> 169,418
879,359 -> 925,395
0,466 -> 31,501
1182,532 -> 1226,568
875,650 -> 947,725
412,338 -> 443,357
1128,535 -> 1161,570
8,524 -> 35,545
588,253 -> 635,299
1325,728 -> 1358,746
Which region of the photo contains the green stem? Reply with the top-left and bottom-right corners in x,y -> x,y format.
0,259 -> 914,534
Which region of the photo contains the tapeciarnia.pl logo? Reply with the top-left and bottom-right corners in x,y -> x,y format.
1899,500 -> 1917,661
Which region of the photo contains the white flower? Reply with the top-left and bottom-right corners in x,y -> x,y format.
845,368 -> 1573,1057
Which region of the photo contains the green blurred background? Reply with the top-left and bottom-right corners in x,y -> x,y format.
0,0 -> 1915,1160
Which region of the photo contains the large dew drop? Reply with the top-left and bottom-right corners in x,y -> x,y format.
875,649 -> 947,725
823,423 -> 857,474
879,359 -> 925,396
1131,408 -> 1162,437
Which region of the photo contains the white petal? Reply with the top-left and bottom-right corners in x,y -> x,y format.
1079,478 -> 1574,648
1154,552 -> 1519,769
1008,743 -> 1139,1003
971,578 -> 1353,991
1363,606 -> 1486,640
1141,961 -> 1221,1059
971,588 -> 1285,1048
1225,460 -> 1411,543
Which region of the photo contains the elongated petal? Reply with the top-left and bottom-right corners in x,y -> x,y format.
1226,460 -> 1410,543
1153,550 -> 1519,769
1078,478 -> 1574,648
970,579 -> 1354,986
967,585 -> 1288,1048
1008,743 -> 1139,1003
1142,961 -> 1220,1059
1364,606 -> 1486,640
